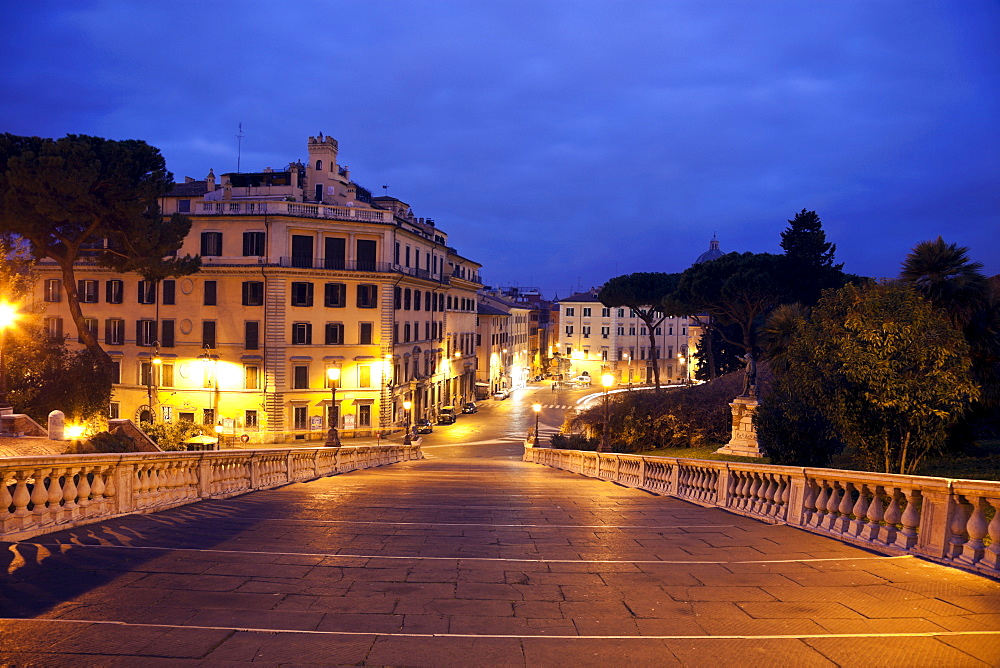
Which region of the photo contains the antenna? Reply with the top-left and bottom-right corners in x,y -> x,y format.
236,122 -> 245,173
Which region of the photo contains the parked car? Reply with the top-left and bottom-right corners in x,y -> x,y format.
493,389 -> 509,400
572,375 -> 592,386
415,419 -> 434,434
438,406 -> 457,424
462,402 -> 478,414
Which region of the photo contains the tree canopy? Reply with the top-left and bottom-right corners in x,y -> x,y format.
0,133 -> 200,364
779,209 -> 845,306
598,272 -> 681,389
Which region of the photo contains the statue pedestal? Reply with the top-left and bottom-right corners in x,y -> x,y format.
715,396 -> 764,458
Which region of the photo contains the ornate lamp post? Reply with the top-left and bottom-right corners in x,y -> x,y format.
0,301 -> 21,411
532,403 -> 541,445
598,373 -> 614,452
325,367 -> 341,447
403,399 -> 412,444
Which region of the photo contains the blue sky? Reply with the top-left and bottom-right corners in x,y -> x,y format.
2,1 -> 998,296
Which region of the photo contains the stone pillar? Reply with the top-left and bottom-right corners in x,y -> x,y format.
715,396 -> 764,458
48,410 -> 65,440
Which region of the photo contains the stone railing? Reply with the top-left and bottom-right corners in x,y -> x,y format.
524,447 -> 1000,578
0,444 -> 422,542
198,200 -> 392,223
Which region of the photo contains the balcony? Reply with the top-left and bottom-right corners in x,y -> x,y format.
278,257 -> 451,283
198,200 -> 392,223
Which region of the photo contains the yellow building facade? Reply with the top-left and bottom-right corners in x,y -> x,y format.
31,134 -> 482,443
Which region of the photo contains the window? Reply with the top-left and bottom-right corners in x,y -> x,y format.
291,234 -> 313,268
414,290 -> 421,311
137,319 -> 157,347
161,364 -> 174,388
618,309 -> 625,318
404,288 -> 411,310
394,242 -> 400,264
245,365 -> 260,390
161,406 -> 173,422
242,281 -> 264,306
292,322 -> 312,344
601,326 -> 610,339
293,365 -> 309,389
204,280 -> 217,306
201,231 -> 222,256
356,239 -> 377,271
359,322 -> 373,345
358,404 -> 371,427
324,283 -> 346,308
105,319 -> 125,345
243,231 -> 265,256
293,406 -> 308,429
245,321 -> 260,350
357,284 -> 377,308
78,280 -> 98,303
403,323 -> 411,342
203,408 -> 215,426
162,280 -> 175,305
245,410 -> 258,428
109,360 -> 121,384
324,237 -> 346,269
358,365 -> 372,388
602,308 -> 610,317
138,281 -> 156,304
202,321 -> 217,349
325,323 -> 344,345
106,280 -> 123,304
109,402 -> 120,420
655,327 -> 662,335
178,412 -> 194,423
177,199 -> 191,213
44,279 -> 61,302
582,326 -> 590,338
290,282 -> 313,307
564,307 -> 575,317
43,317 -> 63,340
583,307 -> 592,317
394,286 -> 402,310
565,325 -> 573,336
79,318 -> 98,343
139,362 -> 155,387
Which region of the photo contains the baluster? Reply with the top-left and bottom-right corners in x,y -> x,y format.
76,467 -> 92,508
861,486 -> 885,542
881,488 -> 903,546
48,468 -> 65,516
31,468 -> 51,519
824,481 -> 844,531
835,482 -> 855,534
11,470 -> 32,518
764,476 -> 778,516
813,481 -> 830,528
745,474 -> 760,513
982,498 -> 1000,570
896,488 -> 920,550
1,472 -> 13,521
802,479 -> 817,525
958,496 -> 988,566
61,467 -> 79,513
850,484 -> 870,536
947,496 -> 972,559
735,472 -> 749,510
90,467 -> 107,511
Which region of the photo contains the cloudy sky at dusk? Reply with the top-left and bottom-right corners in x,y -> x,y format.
2,1 -> 998,296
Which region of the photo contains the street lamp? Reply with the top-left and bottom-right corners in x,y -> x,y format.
145,343 -> 161,423
198,344 -> 219,426
214,423 -> 224,450
325,366 -> 341,447
532,403 -> 541,445
403,399 -> 412,444
0,301 -> 21,411
598,373 -> 614,452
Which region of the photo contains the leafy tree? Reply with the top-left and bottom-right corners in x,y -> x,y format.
693,321 -> 743,380
758,281 -> 978,474
675,252 -> 790,359
599,272 -> 682,389
0,133 -> 200,367
779,209 -> 844,305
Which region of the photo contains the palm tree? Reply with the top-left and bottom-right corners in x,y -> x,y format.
900,237 -> 988,328
758,303 -> 810,373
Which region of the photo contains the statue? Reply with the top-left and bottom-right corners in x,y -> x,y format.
740,352 -> 757,398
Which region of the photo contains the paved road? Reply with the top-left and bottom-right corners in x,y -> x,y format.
2,415 -> 1000,665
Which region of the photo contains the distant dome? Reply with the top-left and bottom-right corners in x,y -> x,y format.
695,236 -> 724,264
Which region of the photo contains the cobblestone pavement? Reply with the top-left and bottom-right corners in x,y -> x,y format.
2,441 -> 1000,666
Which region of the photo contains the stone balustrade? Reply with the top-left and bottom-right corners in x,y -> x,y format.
0,444 -> 422,542
524,446 -> 1000,578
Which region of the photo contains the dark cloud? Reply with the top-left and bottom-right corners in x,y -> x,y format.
2,1 -> 997,294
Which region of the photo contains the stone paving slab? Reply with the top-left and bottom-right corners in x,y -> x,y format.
2,443 -> 1000,666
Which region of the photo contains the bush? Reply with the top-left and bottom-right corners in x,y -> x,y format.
139,421 -> 212,451
550,432 -> 599,451
86,428 -> 135,454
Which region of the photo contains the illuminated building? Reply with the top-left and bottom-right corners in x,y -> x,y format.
30,134 -> 482,443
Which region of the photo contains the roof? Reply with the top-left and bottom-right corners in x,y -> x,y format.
559,290 -> 602,303
167,181 -> 210,197
478,302 -> 510,317
695,236 -> 724,264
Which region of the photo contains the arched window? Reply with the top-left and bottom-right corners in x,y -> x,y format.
315,160 -> 323,171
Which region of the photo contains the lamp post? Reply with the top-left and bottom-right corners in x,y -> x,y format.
325,366 -> 341,447
214,423 -> 224,450
145,343 -> 161,423
198,344 -> 219,427
403,400 -> 412,444
598,373 -> 614,452
624,352 -> 632,391
532,403 -> 541,445
0,301 -> 21,411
